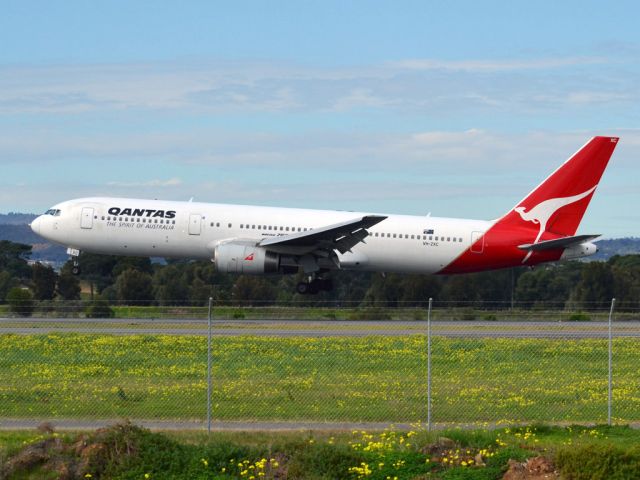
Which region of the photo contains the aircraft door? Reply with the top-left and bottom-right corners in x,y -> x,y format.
188,214 -> 202,235
81,207 -> 94,229
470,231 -> 484,253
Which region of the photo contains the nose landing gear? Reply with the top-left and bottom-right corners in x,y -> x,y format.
67,248 -> 81,275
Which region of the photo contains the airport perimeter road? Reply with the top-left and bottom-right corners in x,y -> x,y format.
1,318 -> 640,338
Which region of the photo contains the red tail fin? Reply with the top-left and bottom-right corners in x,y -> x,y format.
506,136 -> 618,240
440,136 -> 619,273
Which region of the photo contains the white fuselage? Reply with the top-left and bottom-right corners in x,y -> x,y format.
31,197 -> 491,275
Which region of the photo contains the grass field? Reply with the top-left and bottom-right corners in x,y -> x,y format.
1,333 -> 639,425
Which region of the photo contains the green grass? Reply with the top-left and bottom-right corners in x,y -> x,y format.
6,303 -> 639,321
1,333 -> 638,424
2,424 -> 640,479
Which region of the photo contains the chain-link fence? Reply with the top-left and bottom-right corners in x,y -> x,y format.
0,299 -> 638,430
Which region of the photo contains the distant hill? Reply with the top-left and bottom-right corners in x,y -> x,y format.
0,213 -> 37,225
592,237 -> 640,261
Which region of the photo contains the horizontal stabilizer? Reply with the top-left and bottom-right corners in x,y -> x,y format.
518,234 -> 600,252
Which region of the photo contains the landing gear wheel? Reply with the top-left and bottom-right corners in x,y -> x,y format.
72,266 -> 81,275
296,278 -> 333,295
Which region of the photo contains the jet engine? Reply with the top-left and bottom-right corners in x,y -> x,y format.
560,242 -> 598,260
213,243 -> 282,274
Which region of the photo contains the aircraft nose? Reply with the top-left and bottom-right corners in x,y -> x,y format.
30,216 -> 42,235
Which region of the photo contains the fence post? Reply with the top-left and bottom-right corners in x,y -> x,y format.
207,297 -> 213,434
608,297 -> 616,426
427,297 -> 433,432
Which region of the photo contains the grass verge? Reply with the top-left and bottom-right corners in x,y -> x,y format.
2,423 -> 640,479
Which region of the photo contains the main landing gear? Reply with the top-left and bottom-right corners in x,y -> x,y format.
296,277 -> 333,295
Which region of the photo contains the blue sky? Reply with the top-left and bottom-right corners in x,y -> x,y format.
1,1 -> 639,237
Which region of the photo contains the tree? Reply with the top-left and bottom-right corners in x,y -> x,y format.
0,270 -> 17,302
571,262 -> 615,309
189,278 -> 215,305
232,276 -> 277,306
115,268 -> 154,305
400,275 -> 442,306
440,275 -> 479,306
363,274 -> 404,307
609,255 -> 640,310
31,263 -> 57,300
0,241 -> 32,279
153,264 -> 190,305
6,287 -> 34,317
57,271 -> 81,300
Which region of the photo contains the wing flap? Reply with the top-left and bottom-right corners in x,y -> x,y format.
259,215 -> 387,255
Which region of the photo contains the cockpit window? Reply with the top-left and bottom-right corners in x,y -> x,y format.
44,209 -> 61,216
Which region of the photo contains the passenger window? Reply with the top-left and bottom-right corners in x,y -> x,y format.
447,237 -> 450,242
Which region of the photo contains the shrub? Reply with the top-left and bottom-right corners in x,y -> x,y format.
6,287 -> 34,317
555,444 -> 640,479
85,298 -> 115,318
456,307 -> 477,321
348,308 -> 392,320
567,312 -> 591,322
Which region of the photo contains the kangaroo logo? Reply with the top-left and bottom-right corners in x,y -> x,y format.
514,185 -> 597,262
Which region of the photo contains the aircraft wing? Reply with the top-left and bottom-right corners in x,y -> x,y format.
518,234 -> 600,252
258,215 -> 387,255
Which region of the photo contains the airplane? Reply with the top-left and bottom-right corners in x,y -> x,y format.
30,136 -> 619,294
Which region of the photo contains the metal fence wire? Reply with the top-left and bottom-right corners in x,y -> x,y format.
0,298 -> 638,430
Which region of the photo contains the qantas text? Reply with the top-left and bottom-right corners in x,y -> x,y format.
108,207 -> 176,218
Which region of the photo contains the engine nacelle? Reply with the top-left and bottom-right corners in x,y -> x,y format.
213,243 -> 281,274
560,242 -> 598,260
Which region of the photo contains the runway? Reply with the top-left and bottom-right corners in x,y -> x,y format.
1,318 -> 639,338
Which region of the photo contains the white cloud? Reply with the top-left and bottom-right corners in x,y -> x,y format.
389,56 -> 608,72
0,54 -> 634,115
107,178 -> 182,188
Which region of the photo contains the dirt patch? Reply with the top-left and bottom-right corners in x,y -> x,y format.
1,422 -> 140,479
503,455 -> 559,480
